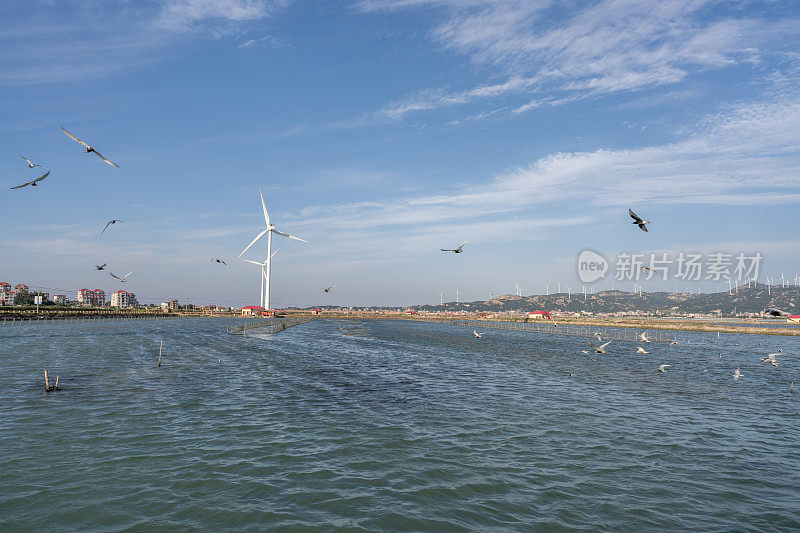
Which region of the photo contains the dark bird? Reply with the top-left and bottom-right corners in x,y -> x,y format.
61,127 -> 119,167
441,239 -> 470,253
211,258 -> 229,268
629,209 -> 650,232
100,219 -> 125,235
323,286 -> 337,293
94,263 -> 107,270
10,170 -> 50,189
19,155 -> 41,168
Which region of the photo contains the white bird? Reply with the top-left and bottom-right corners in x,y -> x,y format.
629,208 -> 650,232
19,155 -> 41,168
61,127 -> 119,167
636,347 -> 649,354
110,270 -> 134,282
639,331 -> 651,343
594,332 -> 603,341
761,351 -> 781,367
733,368 -> 743,381
588,340 -> 611,353
658,364 -> 671,373
441,239 -> 470,253
10,170 -> 50,189
581,350 -> 590,355
473,329 -> 484,338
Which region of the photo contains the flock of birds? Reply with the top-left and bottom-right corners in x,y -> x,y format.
12,128 -> 141,285
472,325 -> 787,380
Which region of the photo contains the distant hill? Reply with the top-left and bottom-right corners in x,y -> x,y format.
412,283 -> 800,316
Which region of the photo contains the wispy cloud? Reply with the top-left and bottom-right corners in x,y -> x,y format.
359,0 -> 800,120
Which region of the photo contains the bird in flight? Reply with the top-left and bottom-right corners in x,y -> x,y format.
658,364 -> 671,373
19,155 -> 41,168
636,347 -> 649,354
588,340 -> 612,353
94,263 -> 107,270
10,170 -> 50,189
100,219 -> 125,235
61,127 -> 119,167
210,258 -> 229,268
761,351 -> 781,367
628,209 -> 650,232
441,239 -> 470,253
473,329 -> 484,338
733,368 -> 743,381
639,331 -> 651,343
323,286 -> 337,293
110,270 -> 134,282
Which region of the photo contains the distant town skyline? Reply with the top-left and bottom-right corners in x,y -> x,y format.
2,1 -> 799,307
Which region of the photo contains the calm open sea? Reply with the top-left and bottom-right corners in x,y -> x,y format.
2,318 -> 799,531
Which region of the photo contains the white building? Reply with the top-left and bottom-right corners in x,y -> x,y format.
0,290 -> 14,306
111,290 -> 137,308
52,295 -> 67,305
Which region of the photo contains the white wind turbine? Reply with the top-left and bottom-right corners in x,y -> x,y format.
239,189 -> 306,310
241,249 -> 279,310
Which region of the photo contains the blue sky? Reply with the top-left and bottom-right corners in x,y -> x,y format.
2,0 -> 800,307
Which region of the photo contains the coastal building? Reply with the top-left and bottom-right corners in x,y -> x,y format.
527,311 -> 552,320
14,284 -> 29,295
111,290 -> 137,308
241,305 -> 264,316
0,282 -> 10,293
0,289 -> 14,306
52,295 -> 67,305
168,299 -> 179,311
789,315 -> 800,324
77,289 -> 106,307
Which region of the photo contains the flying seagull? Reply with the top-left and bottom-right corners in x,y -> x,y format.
473,329 -> 484,338
733,368 -> 743,381
629,209 -> 650,232
588,340 -> 612,353
211,258 -> 229,268
19,155 -> 41,168
110,270 -> 134,282
10,170 -> 50,189
639,331 -> 651,343
637,347 -> 649,354
100,219 -> 125,235
61,127 -> 119,167
94,263 -> 107,270
441,239 -> 470,253
761,350 -> 781,367
323,286 -> 337,293
658,364 -> 671,373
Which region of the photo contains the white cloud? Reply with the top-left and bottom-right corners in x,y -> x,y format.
158,0 -> 279,30
361,0 -> 800,120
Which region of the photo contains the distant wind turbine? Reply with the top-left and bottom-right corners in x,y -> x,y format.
239,189 -> 306,309
241,249 -> 279,308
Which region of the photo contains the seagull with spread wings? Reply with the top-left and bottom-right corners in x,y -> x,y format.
100,219 -> 125,235
441,239 -> 470,253
110,270 -> 134,282
211,258 -> 229,268
10,170 -> 50,189
94,263 -> 107,270
61,127 -> 119,167
628,209 -> 650,232
19,155 -> 41,168
323,286 -> 337,293
588,340 -> 612,353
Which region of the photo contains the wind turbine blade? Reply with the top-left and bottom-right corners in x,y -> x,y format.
259,188 -> 270,226
272,228 -> 307,242
241,259 -> 264,266
271,248 -> 280,258
240,228 -> 270,257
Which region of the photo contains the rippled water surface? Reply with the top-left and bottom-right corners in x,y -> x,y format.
2,318 -> 800,531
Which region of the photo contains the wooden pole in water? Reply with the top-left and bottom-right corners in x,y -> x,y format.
55,376 -> 59,390
792,381 -> 794,394
158,339 -> 162,367
44,369 -> 50,392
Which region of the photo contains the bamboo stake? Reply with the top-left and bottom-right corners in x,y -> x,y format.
55,376 -> 59,390
158,339 -> 162,367
44,370 -> 50,392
